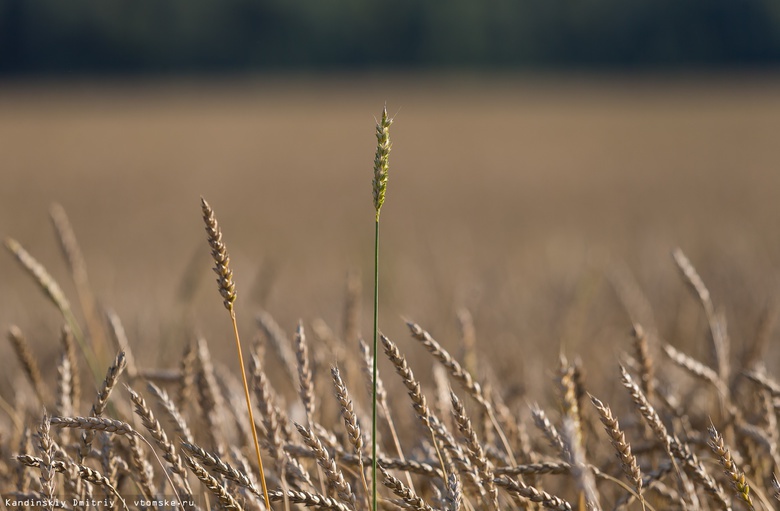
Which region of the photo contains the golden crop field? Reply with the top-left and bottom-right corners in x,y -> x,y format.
2,75 -> 780,509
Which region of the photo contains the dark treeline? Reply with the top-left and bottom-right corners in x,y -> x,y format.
2,0 -> 780,75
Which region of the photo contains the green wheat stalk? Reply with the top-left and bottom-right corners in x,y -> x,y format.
372,106 -> 392,511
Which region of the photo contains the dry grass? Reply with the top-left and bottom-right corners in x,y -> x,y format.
3,77 -> 780,510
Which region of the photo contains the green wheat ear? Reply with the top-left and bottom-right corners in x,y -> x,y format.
371,105 -> 392,511
373,106 -> 392,220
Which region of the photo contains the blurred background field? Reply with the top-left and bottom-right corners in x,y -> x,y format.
3,75 -> 780,399
2,0 -> 780,399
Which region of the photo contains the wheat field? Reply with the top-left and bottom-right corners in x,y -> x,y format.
2,75 -> 780,509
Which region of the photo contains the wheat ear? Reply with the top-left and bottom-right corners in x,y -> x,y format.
708,422 -> 754,509
50,202 -> 109,366
4,237 -> 100,382
7,326 -> 47,405
371,105 -> 392,511
201,196 -> 271,510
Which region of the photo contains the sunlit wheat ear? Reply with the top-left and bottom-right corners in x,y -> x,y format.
200,198 -> 237,311
589,394 -> 643,504
200,196 -> 271,511
708,423 -> 754,509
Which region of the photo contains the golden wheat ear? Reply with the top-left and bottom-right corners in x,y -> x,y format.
200,196 -> 271,511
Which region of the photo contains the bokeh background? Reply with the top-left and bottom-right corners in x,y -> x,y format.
2,1 -> 780,397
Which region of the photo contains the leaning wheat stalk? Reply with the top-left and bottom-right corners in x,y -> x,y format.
200,197 -> 271,510
371,105 -> 392,511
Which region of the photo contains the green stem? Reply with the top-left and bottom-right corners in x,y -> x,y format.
372,217 -> 379,511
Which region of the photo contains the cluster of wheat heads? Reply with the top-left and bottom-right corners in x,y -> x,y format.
3,109 -> 780,511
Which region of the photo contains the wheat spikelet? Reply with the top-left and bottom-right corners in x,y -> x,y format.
60,325 -> 80,414
127,385 -> 191,493
146,381 -> 195,445
269,489 -> 352,511
80,351 -> 126,462
450,391 -> 498,510
372,106 -> 392,220
494,476 -> 573,510
494,462 -> 571,476
332,366 -> 370,504
296,321 -> 316,423
709,423 -> 754,509
295,422 -> 357,510
184,453 -> 245,510
530,403 -> 570,462
181,441 -> 262,497
36,411 -> 55,510
52,416 -> 135,436
631,324 -> 654,402
379,466 -> 435,511
7,326 -> 47,405
663,343 -> 726,395
589,394 -> 643,499
200,197 -> 237,311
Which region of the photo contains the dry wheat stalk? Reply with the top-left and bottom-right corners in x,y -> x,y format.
379,466 -> 435,511
60,325 -> 80,415
105,309 -> 138,380
589,395 -> 643,500
444,473 -> 463,511
52,416 -> 135,436
201,197 -> 272,509
450,391 -> 498,510
456,308 -> 478,378
55,351 -> 73,444
146,381 -> 195,445
631,324 -> 654,402
5,237 -> 72,320
663,343 -> 727,396
708,423 -> 754,509
50,202 -> 108,365
563,417 -> 601,511
7,326 -> 47,405
296,321 -> 316,423
127,385 -> 191,493
672,247 -> 730,382
269,488 -> 353,511
256,309 -> 299,386
181,441 -> 262,497
530,403 -> 570,463
332,366 -> 370,505
36,411 -> 55,510
80,350 -> 126,463
183,452 -> 245,510
406,321 -> 516,465
295,422 -> 357,510
178,340 -> 198,409
494,476 -> 572,511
